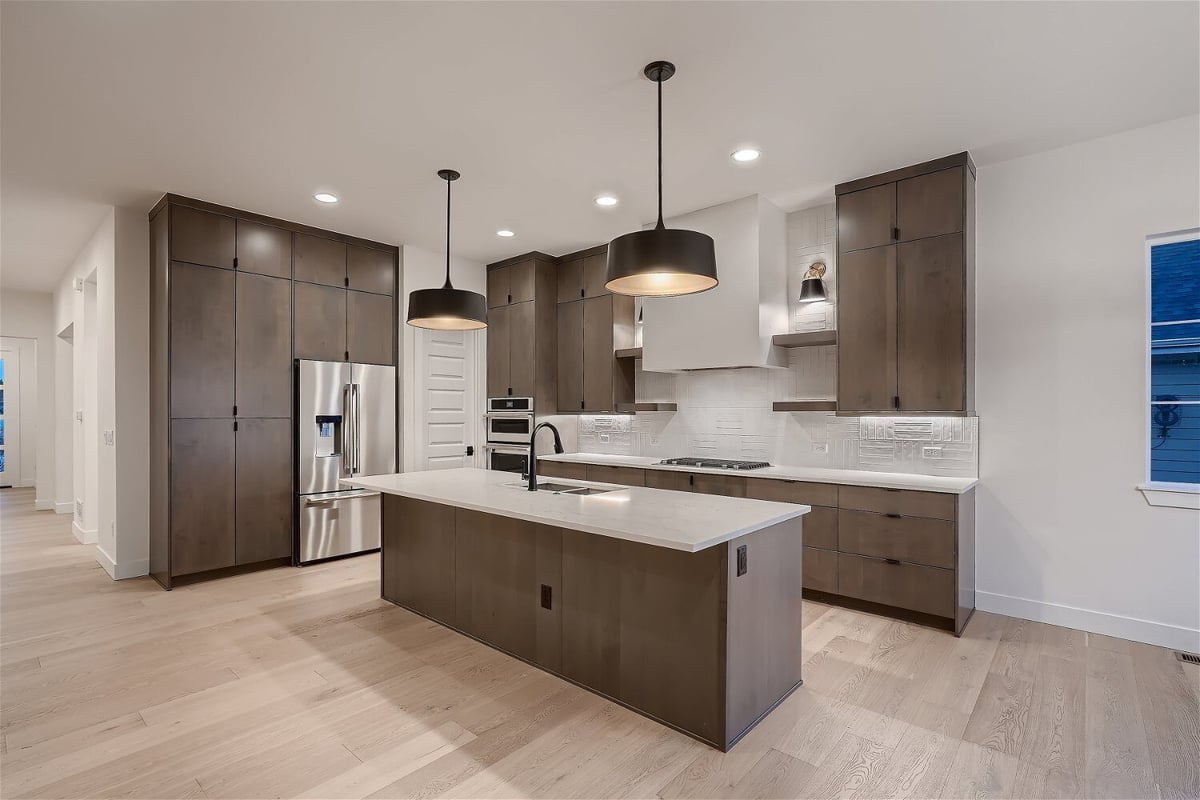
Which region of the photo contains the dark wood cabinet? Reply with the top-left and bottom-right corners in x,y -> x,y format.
583,463 -> 645,486
693,473 -> 745,498
294,282 -> 347,362
556,300 -> 584,409
171,205 -> 236,269
803,546 -> 838,594
170,262 -> 235,418
150,195 -> 397,589
294,233 -> 347,287
836,153 -> 975,413
837,246 -> 896,411
557,252 -> 608,301
170,418 -> 235,576
484,256 -> 557,408
236,220 -> 291,279
236,273 -> 292,418
234,418 -> 292,565
381,495 -> 456,625
346,245 -> 394,295
556,292 -> 635,413
582,296 -> 614,411
645,469 -> 693,492
347,290 -> 394,365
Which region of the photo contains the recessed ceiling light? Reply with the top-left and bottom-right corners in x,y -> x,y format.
496,229 -> 515,238
314,192 -> 339,204
594,194 -> 619,208
731,148 -> 762,163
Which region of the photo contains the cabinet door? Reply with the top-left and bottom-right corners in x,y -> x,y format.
294,282 -> 346,361
454,510 -> 539,662
294,233 -> 346,287
346,245 -> 394,295
235,418 -> 292,564
557,258 -> 584,303
236,273 -> 292,417
838,246 -> 896,411
582,295 -> 613,411
645,469 -> 693,492
897,167 -> 963,242
557,300 -> 584,411
170,418 -> 235,575
486,304 -> 510,397
235,220 -> 291,278
171,205 -> 236,269
582,253 -> 609,298
170,262 -> 235,418
837,183 -> 896,253
487,267 -> 509,309
508,261 -> 535,304
347,290 -> 394,365
508,301 -> 536,398
897,233 -> 964,411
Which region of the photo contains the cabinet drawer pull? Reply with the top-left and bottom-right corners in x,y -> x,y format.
884,558 -> 901,565
885,513 -> 902,519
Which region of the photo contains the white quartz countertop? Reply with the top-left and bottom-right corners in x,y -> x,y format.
343,468 -> 809,553
538,452 -> 978,494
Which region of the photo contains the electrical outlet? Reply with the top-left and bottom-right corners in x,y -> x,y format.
812,442 -> 829,454
922,446 -> 943,459
598,433 -> 610,443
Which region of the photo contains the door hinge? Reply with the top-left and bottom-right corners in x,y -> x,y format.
233,256 -> 239,269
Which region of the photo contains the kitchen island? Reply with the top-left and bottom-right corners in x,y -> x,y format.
345,467 -> 809,751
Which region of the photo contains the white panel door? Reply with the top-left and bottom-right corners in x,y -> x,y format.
0,342 -> 21,488
415,328 -> 479,470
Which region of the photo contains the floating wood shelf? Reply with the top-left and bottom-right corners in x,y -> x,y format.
771,331 -> 838,348
615,402 -> 678,413
614,347 -> 643,360
772,400 -> 838,412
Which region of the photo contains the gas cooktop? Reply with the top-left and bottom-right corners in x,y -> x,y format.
656,457 -> 772,471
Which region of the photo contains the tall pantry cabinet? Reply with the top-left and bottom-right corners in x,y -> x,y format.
149,195 -> 399,589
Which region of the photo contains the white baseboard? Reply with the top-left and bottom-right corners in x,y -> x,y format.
977,590 -> 1200,654
35,498 -> 53,511
72,521 -> 97,545
54,502 -> 73,514
94,546 -> 149,581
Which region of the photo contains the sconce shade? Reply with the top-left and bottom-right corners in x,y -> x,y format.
798,261 -> 828,303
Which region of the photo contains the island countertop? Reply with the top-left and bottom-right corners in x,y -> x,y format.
344,467 -> 809,553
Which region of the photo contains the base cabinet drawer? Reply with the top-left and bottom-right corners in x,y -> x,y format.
745,478 -> 838,508
837,553 -> 954,618
692,473 -> 745,497
584,464 -> 645,487
803,506 -> 838,550
838,509 -> 955,569
539,460 -> 587,481
645,470 -> 693,492
803,547 -> 838,594
838,485 -> 955,521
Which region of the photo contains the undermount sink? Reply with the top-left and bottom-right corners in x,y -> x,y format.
504,481 -> 617,495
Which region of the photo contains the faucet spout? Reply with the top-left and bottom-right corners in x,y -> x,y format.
527,422 -> 564,491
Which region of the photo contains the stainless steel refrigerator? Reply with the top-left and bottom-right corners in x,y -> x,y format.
295,359 -> 396,564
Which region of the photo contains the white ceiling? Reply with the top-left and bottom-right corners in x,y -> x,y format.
2,1 -> 1197,292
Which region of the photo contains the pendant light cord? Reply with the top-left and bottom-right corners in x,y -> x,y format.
655,76 -> 665,230
443,175 -> 453,289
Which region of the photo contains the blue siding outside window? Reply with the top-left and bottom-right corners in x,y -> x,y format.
1150,237 -> 1200,484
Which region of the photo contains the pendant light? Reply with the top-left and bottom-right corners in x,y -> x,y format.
406,169 -> 487,330
798,261 -> 828,303
605,61 -> 718,297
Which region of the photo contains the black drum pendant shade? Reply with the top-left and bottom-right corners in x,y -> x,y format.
407,170 -> 488,330
605,61 -> 717,297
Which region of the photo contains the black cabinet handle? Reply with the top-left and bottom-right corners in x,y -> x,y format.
233,405 -> 238,417
893,395 -> 900,410
580,288 -> 585,298
507,294 -> 512,304
508,387 -> 513,396
891,227 -> 899,241
580,400 -> 585,410
233,256 -> 239,269
689,474 -> 694,487
233,421 -> 238,432
885,513 -> 902,519
884,558 -> 901,565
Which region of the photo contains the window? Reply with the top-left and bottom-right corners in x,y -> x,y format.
1144,230 -> 1200,506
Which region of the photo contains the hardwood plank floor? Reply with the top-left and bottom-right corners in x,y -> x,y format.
1,487 -> 1196,799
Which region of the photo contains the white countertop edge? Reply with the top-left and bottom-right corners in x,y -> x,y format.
538,453 -> 978,494
343,474 -> 809,553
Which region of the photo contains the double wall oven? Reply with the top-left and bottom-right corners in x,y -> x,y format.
484,396 -> 533,474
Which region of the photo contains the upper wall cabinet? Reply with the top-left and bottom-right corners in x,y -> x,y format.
484,256 -> 557,409
556,252 -> 608,302
171,205 -> 237,269
236,220 -> 292,279
836,153 -> 975,414
294,233 -> 347,287
347,245 -> 395,295
487,260 -> 536,308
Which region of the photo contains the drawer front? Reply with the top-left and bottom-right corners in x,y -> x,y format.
838,509 -> 955,569
803,506 -> 838,551
692,473 -> 745,497
745,477 -> 838,508
803,547 -> 838,594
584,464 -> 645,487
539,460 -> 587,481
837,553 -> 955,618
645,470 -> 693,492
838,485 -> 955,521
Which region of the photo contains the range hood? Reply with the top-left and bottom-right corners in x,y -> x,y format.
642,195 -> 788,371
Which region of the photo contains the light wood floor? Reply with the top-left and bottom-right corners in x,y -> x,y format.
1,487 -> 1196,800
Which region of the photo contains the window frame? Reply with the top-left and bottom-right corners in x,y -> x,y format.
1140,228 -> 1200,509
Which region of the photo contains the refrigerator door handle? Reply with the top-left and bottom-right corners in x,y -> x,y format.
341,383 -> 353,477
353,383 -> 362,474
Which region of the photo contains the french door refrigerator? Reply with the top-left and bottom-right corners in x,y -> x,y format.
295,359 -> 396,564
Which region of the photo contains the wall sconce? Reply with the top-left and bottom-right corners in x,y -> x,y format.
798,261 -> 828,303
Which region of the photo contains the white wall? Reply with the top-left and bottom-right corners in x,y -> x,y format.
976,114 -> 1200,652
0,290 -> 55,505
399,245 -> 486,472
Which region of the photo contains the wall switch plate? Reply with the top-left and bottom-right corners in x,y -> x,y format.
103,430 -> 115,446
75,409 -> 83,422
